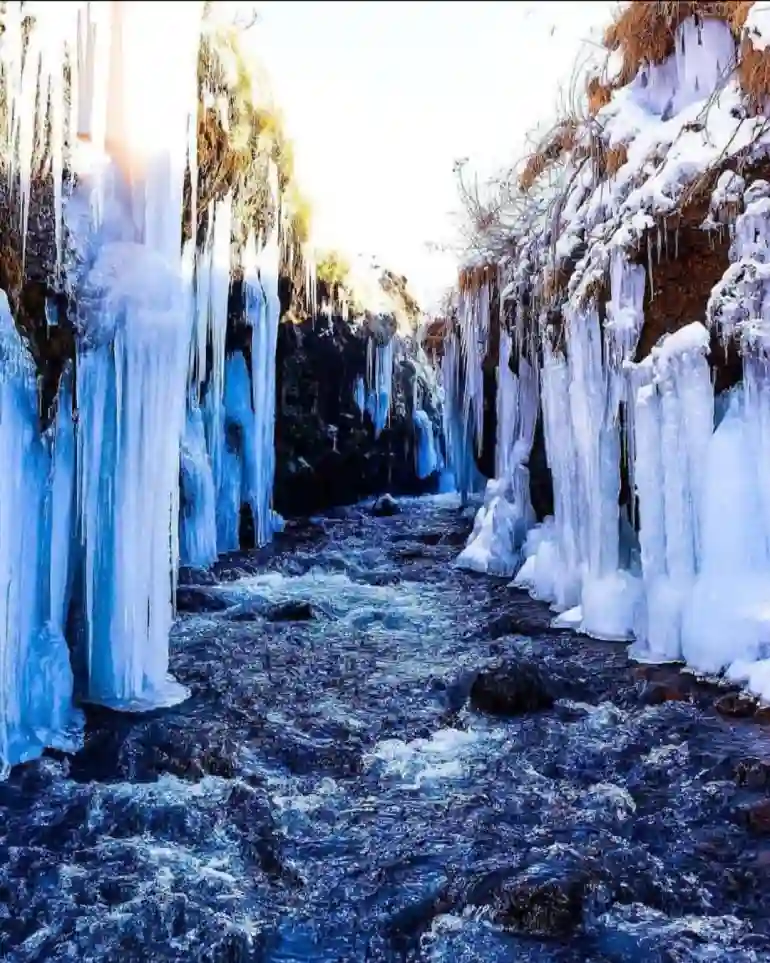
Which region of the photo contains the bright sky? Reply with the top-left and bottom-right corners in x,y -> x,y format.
253,1 -> 616,310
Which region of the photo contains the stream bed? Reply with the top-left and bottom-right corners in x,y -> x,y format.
2,495 -> 770,962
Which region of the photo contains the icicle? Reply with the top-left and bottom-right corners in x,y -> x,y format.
180,403 -> 218,568
245,174 -> 282,546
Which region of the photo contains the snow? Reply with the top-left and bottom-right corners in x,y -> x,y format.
746,3 -> 770,51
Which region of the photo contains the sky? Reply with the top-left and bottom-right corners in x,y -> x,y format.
252,1 -> 616,311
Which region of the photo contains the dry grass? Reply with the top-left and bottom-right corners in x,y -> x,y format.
738,34 -> 770,109
458,263 -> 497,295
605,143 -> 629,177
518,118 -> 579,192
586,76 -> 613,115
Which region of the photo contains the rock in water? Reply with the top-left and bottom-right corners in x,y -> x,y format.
470,659 -> 555,716
175,586 -> 229,613
372,493 -> 400,517
266,600 -> 315,622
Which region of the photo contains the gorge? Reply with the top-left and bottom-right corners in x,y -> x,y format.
3,2 -> 770,961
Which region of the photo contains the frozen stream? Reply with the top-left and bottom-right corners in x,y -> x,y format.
2,495 -> 770,961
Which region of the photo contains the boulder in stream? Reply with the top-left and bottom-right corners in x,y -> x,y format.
470,658 -> 555,716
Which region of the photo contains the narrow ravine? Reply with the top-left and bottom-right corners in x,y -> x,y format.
2,495 -> 770,962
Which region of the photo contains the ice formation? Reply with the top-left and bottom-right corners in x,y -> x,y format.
413,409 -> 438,479
0,0 -> 300,767
440,331 -> 484,501
449,7 -> 770,701
365,336 -> 395,438
180,404 -> 218,569
456,330 -> 537,576
0,294 -> 80,771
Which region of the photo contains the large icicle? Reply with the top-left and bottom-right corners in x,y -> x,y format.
70,1 -> 204,709
440,330 -> 483,500
366,336 -> 395,438
247,188 -> 282,546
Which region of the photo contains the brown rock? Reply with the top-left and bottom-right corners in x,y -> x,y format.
715,693 -> 758,719
736,798 -> 770,834
734,758 -> 770,788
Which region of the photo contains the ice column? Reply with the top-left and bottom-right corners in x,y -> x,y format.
248,200 -> 282,546
71,1 -> 203,709
630,323 -> 714,663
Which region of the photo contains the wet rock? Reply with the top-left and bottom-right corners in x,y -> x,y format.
469,862 -> 591,937
735,798 -> 770,834
715,692 -> 759,719
177,566 -> 218,587
372,493 -> 400,517
734,757 -> 770,788
485,609 -> 555,639
176,586 -> 229,613
470,659 -> 555,717
265,600 -> 315,622
225,782 -> 298,883
638,678 -> 693,706
592,903 -> 752,963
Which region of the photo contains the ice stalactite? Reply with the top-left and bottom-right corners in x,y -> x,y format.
456,329 -> 538,576
191,193 -> 232,499
0,294 -> 79,771
180,404 -> 218,569
440,331 -> 483,501
413,409 -> 438,480
353,375 -> 366,417
68,1 -> 203,710
458,282 -> 490,455
247,196 -> 283,546
218,351 -> 254,554
365,337 -> 395,438
213,191 -> 283,552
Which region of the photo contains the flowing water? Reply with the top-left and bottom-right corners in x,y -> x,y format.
2,495 -> 770,962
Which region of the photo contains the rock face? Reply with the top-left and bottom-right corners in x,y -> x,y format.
272,313 -> 442,518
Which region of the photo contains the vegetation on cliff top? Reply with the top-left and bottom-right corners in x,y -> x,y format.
443,0 -> 770,377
